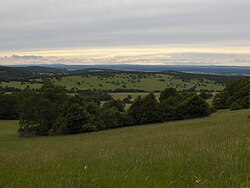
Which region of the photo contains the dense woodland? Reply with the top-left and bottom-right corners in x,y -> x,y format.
0,82 -> 211,137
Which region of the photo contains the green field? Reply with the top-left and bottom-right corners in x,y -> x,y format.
0,73 -> 224,92
51,74 -> 224,92
0,81 -> 42,90
0,109 -> 249,187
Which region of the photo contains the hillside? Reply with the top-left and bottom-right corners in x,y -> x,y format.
0,109 -> 249,187
15,64 -> 250,75
18,66 -> 66,73
0,66 -> 66,81
0,65 -> 244,92
0,66 -> 33,81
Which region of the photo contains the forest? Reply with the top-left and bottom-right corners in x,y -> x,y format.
0,82 -> 211,136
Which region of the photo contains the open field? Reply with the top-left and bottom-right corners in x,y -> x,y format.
0,73 -> 224,92
0,110 -> 249,187
51,74 -> 224,91
0,81 -> 42,90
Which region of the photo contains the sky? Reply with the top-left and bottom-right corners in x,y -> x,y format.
0,0 -> 250,66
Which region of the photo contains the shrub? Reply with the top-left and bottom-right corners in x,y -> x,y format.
230,102 -> 243,111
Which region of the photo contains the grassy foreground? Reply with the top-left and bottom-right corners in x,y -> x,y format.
0,110 -> 249,187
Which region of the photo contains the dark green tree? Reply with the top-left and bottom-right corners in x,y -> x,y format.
102,99 -> 125,112
0,94 -> 19,120
128,93 -> 162,124
179,94 -> 211,119
159,88 -> 179,102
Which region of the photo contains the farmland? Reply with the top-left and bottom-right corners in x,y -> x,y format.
0,109 -> 249,187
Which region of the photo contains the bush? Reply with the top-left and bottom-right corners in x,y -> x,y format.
230,102 -> 243,111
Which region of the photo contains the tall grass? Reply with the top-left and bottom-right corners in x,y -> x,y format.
0,109 -> 249,187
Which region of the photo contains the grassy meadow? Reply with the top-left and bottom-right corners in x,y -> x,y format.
0,81 -> 42,90
51,74 -> 224,91
0,109 -> 249,187
0,73 -> 224,92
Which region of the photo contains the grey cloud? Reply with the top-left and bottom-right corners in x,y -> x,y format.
0,0 -> 250,51
1,52 -> 250,66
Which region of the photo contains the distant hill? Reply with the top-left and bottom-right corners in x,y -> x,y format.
163,71 -> 243,85
0,66 -> 33,81
0,65 -> 246,86
11,64 -> 250,75
0,66 -> 67,81
17,66 -> 67,73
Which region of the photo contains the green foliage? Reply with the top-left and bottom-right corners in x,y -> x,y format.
17,83 -> 211,137
122,97 -> 132,104
199,90 -> 213,99
213,77 -> 250,109
128,93 -> 162,124
64,103 -> 90,134
19,84 -> 67,136
160,96 -> 180,121
159,87 -> 179,102
230,102 -> 243,111
178,94 -> 211,119
160,92 -> 211,121
0,94 -> 19,120
102,99 -> 125,112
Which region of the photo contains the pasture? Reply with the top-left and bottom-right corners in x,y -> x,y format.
51,74 -> 224,91
0,81 -> 42,90
0,73 -> 224,92
0,109 -> 249,187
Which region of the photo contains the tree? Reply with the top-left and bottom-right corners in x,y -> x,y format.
97,107 -> 123,129
128,93 -> 162,124
64,103 -> 90,134
179,94 -> 211,119
199,90 -> 213,100
212,92 -> 230,109
160,96 -> 180,121
0,94 -> 19,120
18,83 -> 67,136
159,88 -> 179,102
213,77 -> 250,110
35,98 -> 57,135
102,99 -> 125,112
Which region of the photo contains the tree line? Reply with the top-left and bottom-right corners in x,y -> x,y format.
213,77 -> 250,111
0,83 -> 211,137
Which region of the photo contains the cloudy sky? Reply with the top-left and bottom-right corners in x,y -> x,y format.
0,0 -> 250,65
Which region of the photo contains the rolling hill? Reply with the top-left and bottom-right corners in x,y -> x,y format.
0,109 -> 249,187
